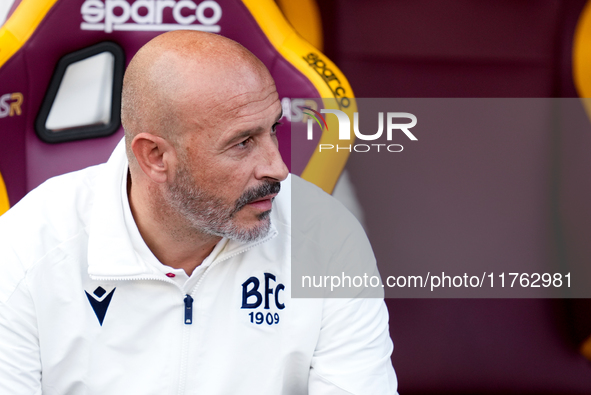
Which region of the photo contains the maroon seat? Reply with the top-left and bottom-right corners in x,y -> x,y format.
316,0 -> 591,393
0,0 -> 352,211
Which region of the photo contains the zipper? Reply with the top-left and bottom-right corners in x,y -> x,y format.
174,231 -> 278,395
89,232 -> 276,334
90,229 -> 278,395
183,295 -> 193,324
88,274 -> 178,285
88,274 -> 190,395
177,321 -> 191,395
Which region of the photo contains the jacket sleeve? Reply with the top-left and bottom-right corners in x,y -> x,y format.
292,175 -> 398,394
0,252 -> 42,394
308,297 -> 398,395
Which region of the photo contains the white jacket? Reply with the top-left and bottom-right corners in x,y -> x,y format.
0,140 -> 397,394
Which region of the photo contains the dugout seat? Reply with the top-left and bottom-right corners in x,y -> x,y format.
565,0 -> 591,364
0,0 -> 355,215
315,0 -> 591,393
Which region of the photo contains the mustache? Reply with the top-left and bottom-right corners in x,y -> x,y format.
232,181 -> 281,215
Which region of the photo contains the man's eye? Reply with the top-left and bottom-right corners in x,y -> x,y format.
236,137 -> 253,149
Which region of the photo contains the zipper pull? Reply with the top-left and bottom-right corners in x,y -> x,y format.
184,295 -> 193,325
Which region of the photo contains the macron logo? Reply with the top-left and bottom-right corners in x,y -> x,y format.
85,286 -> 116,326
80,0 -> 222,34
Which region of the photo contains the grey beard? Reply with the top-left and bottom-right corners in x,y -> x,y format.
166,166 -> 279,243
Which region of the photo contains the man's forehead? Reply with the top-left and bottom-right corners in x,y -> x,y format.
220,95 -> 282,133
190,77 -> 277,118
181,87 -> 280,144
222,88 -> 279,116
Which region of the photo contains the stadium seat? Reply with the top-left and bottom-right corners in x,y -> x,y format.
0,0 -> 355,214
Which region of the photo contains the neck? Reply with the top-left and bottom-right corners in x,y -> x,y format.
128,173 -> 221,276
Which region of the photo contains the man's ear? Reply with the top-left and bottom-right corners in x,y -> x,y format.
131,133 -> 177,183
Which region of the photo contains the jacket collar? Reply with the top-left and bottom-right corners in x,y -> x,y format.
86,139 -> 278,279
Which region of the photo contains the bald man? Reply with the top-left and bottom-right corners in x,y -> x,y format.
0,31 -> 397,394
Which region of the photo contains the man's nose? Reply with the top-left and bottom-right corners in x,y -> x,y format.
256,137 -> 289,182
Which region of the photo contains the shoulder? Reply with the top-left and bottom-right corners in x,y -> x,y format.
0,165 -> 102,299
287,173 -> 367,246
0,164 -> 102,237
275,173 -> 363,232
280,175 -> 382,298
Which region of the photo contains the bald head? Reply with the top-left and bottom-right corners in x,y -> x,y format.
121,31 -> 274,167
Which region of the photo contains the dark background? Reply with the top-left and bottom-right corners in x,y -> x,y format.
316,0 -> 591,393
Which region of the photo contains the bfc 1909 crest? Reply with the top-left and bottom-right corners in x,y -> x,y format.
241,273 -> 285,326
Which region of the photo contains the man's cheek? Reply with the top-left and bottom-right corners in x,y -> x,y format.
204,161 -> 248,181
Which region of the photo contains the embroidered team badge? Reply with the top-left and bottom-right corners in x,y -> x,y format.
85,286 -> 116,326
241,273 -> 285,326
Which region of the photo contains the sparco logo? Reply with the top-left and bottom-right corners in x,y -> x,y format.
80,0 -> 222,33
303,53 -> 350,110
305,108 -> 417,153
